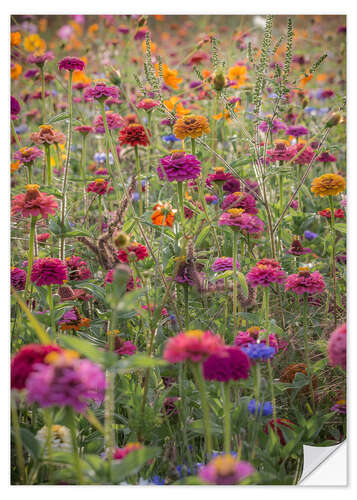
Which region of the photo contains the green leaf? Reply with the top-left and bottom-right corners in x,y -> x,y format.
58,335 -> 115,366
47,112 -> 70,124
195,225 -> 211,247
211,270 -> 232,281
13,291 -> 51,345
110,447 -> 161,483
237,271 -> 248,298
74,282 -> 106,302
11,427 -> 40,460
115,353 -> 168,372
335,223 -> 346,234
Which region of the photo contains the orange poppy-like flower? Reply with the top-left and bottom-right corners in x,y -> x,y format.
155,63 -> 182,90
213,102 -> 240,121
154,15 -> 165,21
227,65 -> 247,88
11,63 -> 22,80
299,73 -> 313,87
88,24 -> 99,36
311,173 -> 346,197
173,114 -> 210,139
11,32 -> 21,46
72,70 -> 91,86
11,161 -> 20,173
163,96 -> 191,116
39,18 -> 48,32
142,39 -> 157,53
151,203 -> 176,227
23,34 -> 46,53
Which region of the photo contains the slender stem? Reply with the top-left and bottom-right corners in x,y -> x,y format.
232,231 -> 238,332
11,396 -> 26,484
329,196 -> 337,328
44,409 -> 53,483
264,286 -> 277,422
45,144 -> 52,186
134,145 -> 143,216
191,362 -> 212,458
27,164 -> 32,184
80,134 -> 88,220
11,120 -> 21,148
40,65 -> 46,123
60,71 -> 73,260
303,293 -> 316,411
177,181 -> 185,229
25,216 -> 37,299
191,138 -> 196,155
184,283 -> 189,329
47,286 -> 55,336
98,195 -> 102,232
68,407 -> 84,484
222,382 -> 231,454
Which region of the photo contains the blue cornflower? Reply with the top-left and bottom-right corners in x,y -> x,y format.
15,124 -> 28,134
242,343 -> 275,361
248,399 -> 273,416
94,152 -> 113,164
162,134 -> 180,144
304,230 -> 318,241
150,475 -> 165,485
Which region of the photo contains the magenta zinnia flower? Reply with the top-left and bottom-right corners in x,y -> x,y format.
291,144 -> 315,165
285,268 -> 325,295
211,257 -> 239,272
246,259 -> 286,287
328,323 -> 346,370
11,96 -> 21,120
222,192 -> 258,214
58,56 -> 85,72
163,330 -> 225,364
26,354 -> 106,413
203,346 -> 250,382
13,147 -> 44,164
11,267 -> 27,291
31,257 -> 68,286
266,142 -> 295,163
65,255 -> 92,281
137,98 -> 160,111
84,83 -> 119,102
11,185 -> 58,219
93,111 -> 124,133
27,51 -> 54,66
157,151 -> 201,182
117,243 -> 149,263
286,125 -> 309,137
199,455 -> 255,485
287,239 -> 312,256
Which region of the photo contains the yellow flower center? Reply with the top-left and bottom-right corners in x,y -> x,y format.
298,266 -> 310,273
95,178 -> 105,184
228,208 -> 245,216
233,191 -> 243,197
185,329 -> 204,339
214,167 -> 225,172
213,455 -> 237,475
25,184 -> 40,191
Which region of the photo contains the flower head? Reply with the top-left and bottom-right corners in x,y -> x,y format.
248,399 -> 273,416
173,115 -> 210,139
106,334 -> 137,356
11,96 -> 21,120
74,125 -> 94,135
84,82 -> 119,102
94,111 -> 124,133
206,167 -> 233,186
11,184 -> 58,219
27,51 -> 54,66
31,257 -> 68,286
219,210 -> 264,235
30,125 -> 66,146
304,230 -> 318,241
155,63 -> 182,90
227,65 -> 247,88
287,239 -> 312,256
199,454 -> 254,485
163,330 -> 225,364
246,259 -> 286,287
26,354 -> 106,413
151,203 -> 175,227
59,308 -> 91,331
65,255 -> 92,281
119,123 -> 150,147
113,442 -> 143,460
117,242 -> 149,263
203,346 -> 250,382
285,268 -> 325,295
87,178 -> 111,195
36,425 -> 72,454
328,323 -> 346,370
211,257 -> 239,273
157,150 -> 201,182
14,146 -> 44,164
242,343 -> 276,361
58,56 -> 85,72
222,191 -> 258,214
286,125 -> 309,137
311,173 -> 346,197
137,98 -> 159,111
11,267 -> 27,291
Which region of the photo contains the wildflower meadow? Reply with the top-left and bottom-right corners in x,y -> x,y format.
10,14 -> 346,485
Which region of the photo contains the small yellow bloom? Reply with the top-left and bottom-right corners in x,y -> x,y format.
311,173 -> 346,197
227,65 -> 247,88
155,63 -> 182,90
163,96 -> 191,116
228,208 -> 245,216
185,329 -> 204,338
23,34 -> 46,53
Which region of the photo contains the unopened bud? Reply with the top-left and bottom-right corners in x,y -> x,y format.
326,113 -> 342,128
113,230 -> 130,249
213,70 -> 226,91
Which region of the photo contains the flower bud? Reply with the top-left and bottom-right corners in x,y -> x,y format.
113,230 -> 130,249
213,70 -> 226,91
326,113 -> 342,128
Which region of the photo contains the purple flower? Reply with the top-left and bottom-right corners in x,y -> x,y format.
286,125 -> 309,137
157,151 -> 201,182
211,257 -> 239,273
58,56 -> 85,72
304,230 -> 318,241
258,119 -> 286,133
11,267 -> 27,291
26,356 -> 106,413
248,399 -> 273,416
242,343 -> 275,361
199,455 -> 254,485
27,51 -> 54,66
11,96 -> 21,120
219,211 -> 264,235
84,83 -> 119,102
203,346 -> 250,382
31,258 -> 68,286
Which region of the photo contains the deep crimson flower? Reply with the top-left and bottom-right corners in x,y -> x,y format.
11,344 -> 62,390
11,96 -> 21,120
117,243 -> 148,263
86,178 -> 111,195
203,346 -> 251,381
65,255 -> 92,281
37,233 -> 50,243
264,419 -> 295,445
157,150 -> 201,182
318,208 -> 345,219
317,152 -> 337,163
58,56 -> 85,72
31,258 -> 68,286
291,143 -> 315,165
11,267 -> 27,291
118,123 -> 150,147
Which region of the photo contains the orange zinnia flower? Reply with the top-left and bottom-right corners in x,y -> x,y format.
311,173 -> 346,197
173,114 -> 210,139
152,203 -> 176,227
299,73 -> 313,87
11,63 -> 22,80
155,63 -> 182,90
227,65 -> 247,88
163,96 -> 191,116
11,32 -> 21,46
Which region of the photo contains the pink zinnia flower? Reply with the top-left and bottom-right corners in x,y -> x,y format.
93,111 -> 124,133
317,152 -> 337,163
74,125 -> 94,135
106,336 -> 137,356
219,209 -> 264,235
65,255 -> 92,281
11,184 -> 58,219
13,147 -> 43,164
26,354 -> 106,413
211,257 -> 239,272
31,257 -> 68,286
113,443 -> 142,460
163,330 -> 225,364
87,178 -> 111,195
206,167 -> 232,186
222,191 -> 258,214
292,144 -> 315,165
84,83 -> 119,102
246,259 -> 286,287
285,268 -> 325,295
266,142 -> 295,163
203,346 -> 250,382
137,98 -> 160,111
27,51 -> 54,66
157,151 -> 201,182
37,233 -> 50,243
58,56 -> 85,72
328,323 -> 346,370
117,243 -> 148,263
287,239 -> 312,256
199,455 -> 255,485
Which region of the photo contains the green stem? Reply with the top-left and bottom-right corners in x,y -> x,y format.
68,407 -> 84,484
40,65 -> 46,123
98,195 -> 102,232
329,196 -> 337,328
177,181 -> 185,230
232,231 -> 238,332
191,137 -> 196,155
134,145 -> 143,216
191,362 -> 212,458
47,286 -> 55,336
11,120 -> 21,148
222,382 -> 231,454
303,293 -> 316,411
263,287 -> 277,421
44,409 -> 53,483
60,71 -> 73,260
11,396 -> 26,484
27,164 -> 32,184
80,135 -> 88,220
184,283 -> 189,329
25,216 -> 37,299
45,144 -> 52,186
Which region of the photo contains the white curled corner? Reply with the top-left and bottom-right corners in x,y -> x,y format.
299,441 -> 347,485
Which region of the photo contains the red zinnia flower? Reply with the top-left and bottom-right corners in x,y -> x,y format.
118,123 -> 150,147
